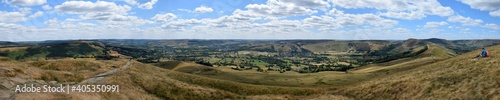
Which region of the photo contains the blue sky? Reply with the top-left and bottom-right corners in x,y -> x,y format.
0,0 -> 499,41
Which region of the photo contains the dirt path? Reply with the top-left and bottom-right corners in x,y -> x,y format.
81,61 -> 131,84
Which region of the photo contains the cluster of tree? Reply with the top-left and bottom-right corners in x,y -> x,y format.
195,60 -> 213,67
296,64 -> 354,73
231,65 -> 260,71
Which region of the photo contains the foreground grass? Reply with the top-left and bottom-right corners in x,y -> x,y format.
126,62 -> 324,99
334,45 -> 500,99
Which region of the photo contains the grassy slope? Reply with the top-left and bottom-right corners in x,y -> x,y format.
352,44 -> 454,73
0,41 -> 105,60
12,60 -> 344,100
0,58 -> 126,82
335,45 -> 500,99
153,61 -> 213,74
192,44 -> 453,87
99,61 -> 333,99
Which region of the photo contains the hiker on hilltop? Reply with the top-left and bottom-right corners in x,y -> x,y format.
477,48 -> 489,58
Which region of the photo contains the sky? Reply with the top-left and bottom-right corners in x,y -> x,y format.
0,0 -> 499,41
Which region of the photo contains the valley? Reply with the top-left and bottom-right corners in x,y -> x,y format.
0,39 -> 499,99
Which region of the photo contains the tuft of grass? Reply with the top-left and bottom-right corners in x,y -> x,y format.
40,71 -> 85,82
29,59 -> 101,72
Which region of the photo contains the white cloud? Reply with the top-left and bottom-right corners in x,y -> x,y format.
53,1 -> 152,27
2,0 -> 499,41
447,15 -> 483,26
80,13 -> 128,21
490,10 -> 500,17
28,11 -> 43,19
459,0 -> 500,10
330,0 -> 453,20
151,13 -> 176,22
0,8 -> 45,23
304,12 -> 398,30
79,12 -> 152,27
281,0 -> 330,9
424,21 -> 448,28
138,0 -> 157,9
162,19 -> 203,30
194,5 -> 214,13
327,8 -> 344,15
483,23 -> 500,30
244,0 -> 318,17
4,0 -> 46,6
459,0 -> 500,17
42,5 -> 52,10
0,11 -> 27,22
380,11 -> 426,20
0,22 -> 23,29
124,0 -> 158,9
54,1 -> 131,14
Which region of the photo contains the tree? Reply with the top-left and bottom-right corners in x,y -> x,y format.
257,67 -> 264,72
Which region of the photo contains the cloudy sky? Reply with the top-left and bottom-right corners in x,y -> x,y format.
0,0 -> 499,41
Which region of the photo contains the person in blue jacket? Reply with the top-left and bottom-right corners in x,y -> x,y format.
475,48 -> 489,58
481,48 -> 489,57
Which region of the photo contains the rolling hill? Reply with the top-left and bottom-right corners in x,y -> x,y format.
2,39 -> 500,99
153,61 -> 215,74
351,43 -> 455,74
0,41 -> 106,60
334,45 -> 500,99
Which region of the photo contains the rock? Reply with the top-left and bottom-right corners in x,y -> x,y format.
49,81 -> 57,85
35,80 -> 47,84
10,77 -> 27,84
1,81 -> 14,89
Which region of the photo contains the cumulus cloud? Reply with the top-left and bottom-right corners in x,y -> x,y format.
194,5 -> 213,13
305,12 -> 398,30
243,0 -> 318,17
4,0 -> 46,6
490,10 -> 500,17
54,1 -> 131,14
483,23 -> 500,30
424,21 -> 448,28
42,5 -> 52,10
459,0 -> 500,10
124,0 -> 158,9
330,0 -> 453,20
2,0 -> 500,41
0,11 -> 27,22
151,13 -> 176,22
162,19 -> 203,30
28,11 -> 43,19
380,11 -> 426,20
53,1 -> 151,27
447,15 -> 483,26
281,0 -> 330,9
459,0 -> 500,17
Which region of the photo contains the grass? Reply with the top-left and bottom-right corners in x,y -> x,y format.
0,41 -> 105,60
7,43 -> 499,99
0,58 -> 126,83
174,44 -> 452,88
333,45 -> 500,99
134,62 -> 323,97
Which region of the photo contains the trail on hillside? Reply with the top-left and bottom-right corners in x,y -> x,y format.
81,61 -> 131,84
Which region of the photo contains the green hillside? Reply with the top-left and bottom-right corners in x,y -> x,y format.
0,41 -> 105,60
336,45 -> 500,99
